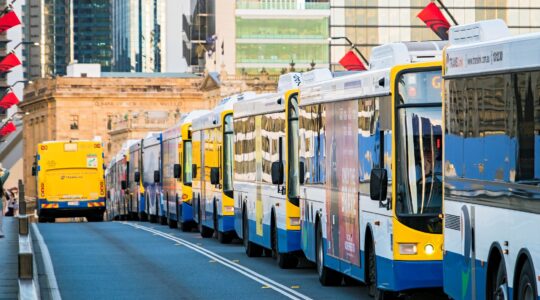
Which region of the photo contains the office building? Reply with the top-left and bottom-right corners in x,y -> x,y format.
112,0 -> 186,73
330,0 -> 540,70
22,0 -> 113,78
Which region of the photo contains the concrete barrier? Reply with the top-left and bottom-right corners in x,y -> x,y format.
17,180 -> 39,300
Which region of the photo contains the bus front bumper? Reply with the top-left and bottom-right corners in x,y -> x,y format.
377,257 -> 442,292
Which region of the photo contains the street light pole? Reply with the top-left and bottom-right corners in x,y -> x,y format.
329,36 -> 369,68
10,41 -> 39,52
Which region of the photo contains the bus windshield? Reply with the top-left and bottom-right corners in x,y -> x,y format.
223,114 -> 234,191
395,70 -> 443,233
183,141 -> 193,185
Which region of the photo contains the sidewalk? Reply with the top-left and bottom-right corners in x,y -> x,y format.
0,216 -> 18,299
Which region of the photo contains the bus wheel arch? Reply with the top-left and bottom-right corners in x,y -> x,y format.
486,243 -> 507,300
513,249 -> 537,300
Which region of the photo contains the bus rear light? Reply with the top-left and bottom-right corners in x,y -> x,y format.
40,183 -> 45,197
398,243 -> 417,255
289,217 -> 301,226
224,206 -> 234,213
182,193 -> 188,200
100,181 -> 105,194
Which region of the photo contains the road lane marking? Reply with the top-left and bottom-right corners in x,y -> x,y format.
33,223 -> 62,300
123,222 -> 312,300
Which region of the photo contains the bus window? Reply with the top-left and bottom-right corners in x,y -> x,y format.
396,70 -> 443,233
288,94 -> 300,200
183,141 -> 193,185
223,114 -> 234,191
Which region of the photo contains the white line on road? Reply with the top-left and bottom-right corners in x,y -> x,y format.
122,222 -> 313,300
32,223 -> 62,300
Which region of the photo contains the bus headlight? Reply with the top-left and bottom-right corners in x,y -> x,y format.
424,244 -> 435,255
224,206 -> 235,213
398,243 -> 417,255
289,217 -> 301,226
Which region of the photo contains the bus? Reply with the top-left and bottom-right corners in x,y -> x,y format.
35,140 -> 106,222
128,139 -> 144,220
192,93 -> 256,243
297,42 -> 445,296
443,19 -> 540,300
106,140 -> 138,221
232,71 -> 329,268
161,110 -> 209,230
141,132 -> 163,224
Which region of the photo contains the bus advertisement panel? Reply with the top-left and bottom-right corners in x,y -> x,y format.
325,100 -> 360,265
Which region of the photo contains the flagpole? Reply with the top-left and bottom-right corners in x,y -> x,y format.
436,0 -> 458,25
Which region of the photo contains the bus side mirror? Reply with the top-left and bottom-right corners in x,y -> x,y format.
271,161 -> 284,185
134,171 -> 140,183
154,170 -> 160,183
370,168 -> 388,201
31,166 -> 37,176
210,167 -> 219,185
173,164 -> 181,179
121,180 -> 127,190
192,164 -> 197,179
299,161 -> 305,185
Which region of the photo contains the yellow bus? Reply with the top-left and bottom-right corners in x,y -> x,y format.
192,93 -> 256,243
34,140 -> 106,222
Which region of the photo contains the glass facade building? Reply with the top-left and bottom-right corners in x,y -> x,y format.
73,0 -> 112,71
235,0 -> 330,75
112,0 -> 169,72
23,0 -> 112,78
330,0 -> 540,71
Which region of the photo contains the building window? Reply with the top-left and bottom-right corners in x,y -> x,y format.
70,115 -> 79,130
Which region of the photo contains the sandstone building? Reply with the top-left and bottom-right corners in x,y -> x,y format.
20,72 -> 208,197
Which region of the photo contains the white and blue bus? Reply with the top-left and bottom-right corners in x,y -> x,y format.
298,42 -> 446,297
141,132 -> 163,224
443,19 -> 540,300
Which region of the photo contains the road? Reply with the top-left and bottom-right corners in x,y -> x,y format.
35,221 -> 368,300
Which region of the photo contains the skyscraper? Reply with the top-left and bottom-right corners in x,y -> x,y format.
73,0 -> 112,71
22,0 -> 112,79
112,0 -> 186,73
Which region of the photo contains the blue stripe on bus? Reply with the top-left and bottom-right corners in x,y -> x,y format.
444,250 -> 487,300
245,219 -> 301,253
376,255 -> 442,291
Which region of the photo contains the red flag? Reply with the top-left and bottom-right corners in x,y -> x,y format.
0,11 -> 21,33
0,92 -> 19,109
417,2 -> 451,40
0,53 -> 21,73
339,50 -> 367,71
0,121 -> 16,136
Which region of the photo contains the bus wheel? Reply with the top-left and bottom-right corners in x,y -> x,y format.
215,205 -> 231,244
243,212 -> 262,257
199,204 -> 214,238
367,238 -> 394,300
179,221 -> 191,232
490,259 -> 508,300
272,221 -> 298,269
517,261 -> 536,300
316,223 -> 342,285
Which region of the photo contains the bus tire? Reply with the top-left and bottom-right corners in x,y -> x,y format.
517,260 -> 536,300
316,222 -> 342,285
199,202 -> 214,238
489,258 -> 508,300
179,221 -> 191,232
215,201 -> 231,244
272,220 -> 298,269
243,211 -> 262,257
367,237 -> 395,300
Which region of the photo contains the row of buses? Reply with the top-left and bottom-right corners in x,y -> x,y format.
104,20 -> 540,300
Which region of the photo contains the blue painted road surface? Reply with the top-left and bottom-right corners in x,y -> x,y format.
35,221 -> 445,300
